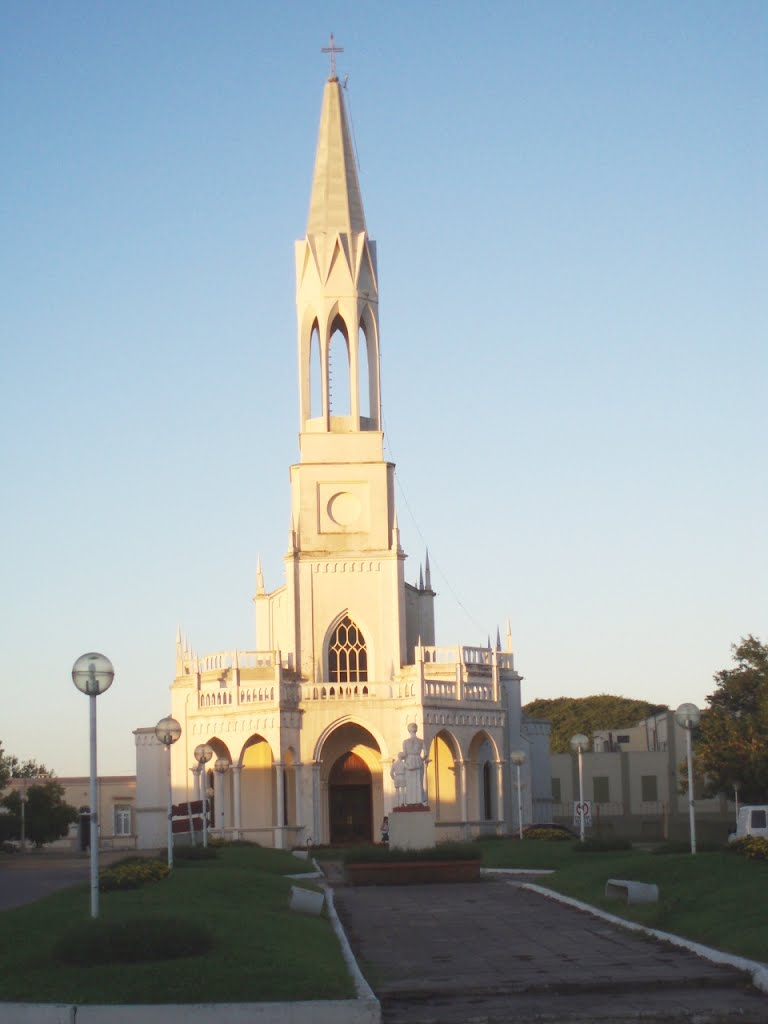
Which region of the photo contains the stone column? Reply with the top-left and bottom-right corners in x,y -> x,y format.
382,758 -> 394,814
458,759 -> 469,839
312,761 -> 322,845
213,769 -> 226,833
275,762 -> 286,849
495,760 -> 505,831
294,762 -> 304,843
231,765 -> 242,838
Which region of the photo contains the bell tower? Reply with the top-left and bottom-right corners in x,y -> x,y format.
255,71 -> 414,685
295,74 -> 382,447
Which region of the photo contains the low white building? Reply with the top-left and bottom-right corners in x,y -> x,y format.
135,68 -> 552,850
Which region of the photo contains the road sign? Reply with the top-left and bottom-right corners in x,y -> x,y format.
573,801 -> 592,828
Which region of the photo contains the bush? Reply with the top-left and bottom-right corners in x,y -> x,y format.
729,836 -> 768,860
573,837 -> 632,853
173,845 -> 218,862
99,857 -> 170,891
523,827 -> 572,842
342,841 -> 481,864
53,916 -> 213,965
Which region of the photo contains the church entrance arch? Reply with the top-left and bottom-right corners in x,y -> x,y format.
318,721 -> 382,844
329,752 -> 372,843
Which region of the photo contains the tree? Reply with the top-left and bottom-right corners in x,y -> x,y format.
0,741 -> 52,788
695,636 -> 768,803
1,781 -> 77,847
523,695 -> 668,754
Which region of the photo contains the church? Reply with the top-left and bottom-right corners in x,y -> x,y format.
134,66 -> 552,849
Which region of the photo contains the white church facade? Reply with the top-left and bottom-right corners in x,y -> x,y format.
135,70 -> 552,850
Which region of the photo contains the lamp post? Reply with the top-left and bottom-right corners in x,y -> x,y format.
733,780 -> 741,824
72,652 -> 115,919
510,751 -> 526,840
18,778 -> 28,852
570,733 -> 589,843
675,703 -> 700,854
155,716 -> 182,867
214,757 -> 230,834
194,743 -> 214,848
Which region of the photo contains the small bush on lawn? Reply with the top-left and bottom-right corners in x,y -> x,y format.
53,916 -> 213,965
573,836 -> 632,852
100,857 -> 170,891
729,836 -> 768,860
523,827 -> 572,842
173,845 -> 219,862
343,841 -> 481,863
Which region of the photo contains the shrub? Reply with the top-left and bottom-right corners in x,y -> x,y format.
99,857 -> 170,891
53,916 -> 213,965
729,836 -> 768,861
573,837 -> 632,853
343,841 -> 481,864
523,827 -> 572,842
173,845 -> 218,862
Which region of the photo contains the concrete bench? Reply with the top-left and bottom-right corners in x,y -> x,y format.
605,878 -> 659,904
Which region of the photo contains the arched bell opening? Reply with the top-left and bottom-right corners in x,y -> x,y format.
328,315 -> 351,418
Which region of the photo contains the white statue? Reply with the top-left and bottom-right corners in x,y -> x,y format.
402,723 -> 426,805
390,752 -> 407,806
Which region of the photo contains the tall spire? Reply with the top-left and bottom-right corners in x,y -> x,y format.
306,76 -> 366,238
256,556 -> 265,596
424,549 -> 432,591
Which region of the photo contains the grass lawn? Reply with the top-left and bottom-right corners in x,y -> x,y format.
478,837 -> 768,964
0,845 -> 355,1005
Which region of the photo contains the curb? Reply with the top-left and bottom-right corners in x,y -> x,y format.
518,881 -> 768,995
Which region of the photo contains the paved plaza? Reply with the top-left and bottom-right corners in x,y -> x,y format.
331,874 -> 768,1023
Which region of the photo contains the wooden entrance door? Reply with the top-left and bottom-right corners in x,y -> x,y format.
329,752 -> 372,843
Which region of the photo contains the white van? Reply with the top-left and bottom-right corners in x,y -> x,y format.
728,805 -> 768,843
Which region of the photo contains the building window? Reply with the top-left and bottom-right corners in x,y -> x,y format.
641,775 -> 658,802
114,805 -> 132,836
616,735 -> 630,744
551,777 -> 561,802
593,777 -> 610,803
328,616 -> 368,684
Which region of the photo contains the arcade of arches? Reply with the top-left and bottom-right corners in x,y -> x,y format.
198,723 -> 503,844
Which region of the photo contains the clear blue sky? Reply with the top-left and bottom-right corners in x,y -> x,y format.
2,1 -> 766,776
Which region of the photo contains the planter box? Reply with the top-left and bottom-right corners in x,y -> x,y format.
344,859 -> 481,886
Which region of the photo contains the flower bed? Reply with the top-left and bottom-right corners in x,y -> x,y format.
344,859 -> 481,885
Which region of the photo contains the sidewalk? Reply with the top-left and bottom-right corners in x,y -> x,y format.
331,874 -> 768,1024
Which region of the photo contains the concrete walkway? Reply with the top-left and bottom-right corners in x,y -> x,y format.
331,874 -> 768,1024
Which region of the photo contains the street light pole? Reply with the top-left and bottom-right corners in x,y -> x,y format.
71,652 -> 115,919
510,751 -> 526,840
155,716 -> 182,867
675,703 -> 701,855
570,734 -> 589,843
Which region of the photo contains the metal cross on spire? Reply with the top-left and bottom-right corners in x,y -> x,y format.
322,33 -> 344,79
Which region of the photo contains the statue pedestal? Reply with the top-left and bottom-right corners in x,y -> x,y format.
389,806 -> 436,851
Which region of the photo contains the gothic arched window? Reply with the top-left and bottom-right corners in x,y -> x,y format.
328,616 -> 368,684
